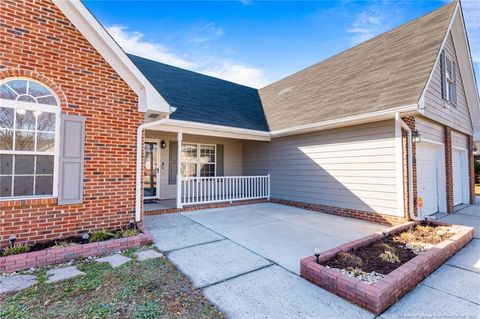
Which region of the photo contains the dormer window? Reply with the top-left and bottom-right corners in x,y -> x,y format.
440,50 -> 457,105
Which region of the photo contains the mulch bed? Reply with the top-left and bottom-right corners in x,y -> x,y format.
325,223 -> 456,275
1,225 -> 141,256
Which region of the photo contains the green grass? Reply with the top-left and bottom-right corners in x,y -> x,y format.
0,248 -> 224,319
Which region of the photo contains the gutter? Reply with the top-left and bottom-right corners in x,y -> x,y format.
270,104 -> 418,137
135,118 -> 168,222
396,113 -> 420,221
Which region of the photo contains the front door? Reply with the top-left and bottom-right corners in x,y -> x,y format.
144,141 -> 159,198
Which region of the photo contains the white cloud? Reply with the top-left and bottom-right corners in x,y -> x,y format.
347,11 -> 385,45
106,25 -> 195,69
202,61 -> 269,88
107,25 -> 269,88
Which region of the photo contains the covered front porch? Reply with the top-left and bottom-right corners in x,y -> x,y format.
140,119 -> 271,213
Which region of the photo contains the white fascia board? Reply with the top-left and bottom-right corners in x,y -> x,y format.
149,119 -> 271,141
418,1 -> 458,113
270,104 -> 418,137
53,0 -> 170,114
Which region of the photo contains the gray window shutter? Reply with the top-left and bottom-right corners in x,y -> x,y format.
440,50 -> 447,100
58,115 -> 85,205
451,61 -> 457,105
216,144 -> 224,176
169,141 -> 177,184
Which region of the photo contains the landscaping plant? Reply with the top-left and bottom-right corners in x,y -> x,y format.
2,244 -> 30,256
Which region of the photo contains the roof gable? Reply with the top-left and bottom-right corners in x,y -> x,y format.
129,55 -> 269,131
259,1 -> 457,132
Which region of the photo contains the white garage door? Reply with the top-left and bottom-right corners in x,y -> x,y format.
452,149 -> 466,206
417,144 -> 441,215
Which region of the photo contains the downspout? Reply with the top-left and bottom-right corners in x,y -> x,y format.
135,118 -> 168,222
396,113 -> 421,221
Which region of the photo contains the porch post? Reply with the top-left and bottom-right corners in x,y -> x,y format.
176,131 -> 183,209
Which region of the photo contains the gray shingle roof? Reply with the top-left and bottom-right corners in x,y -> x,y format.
259,1 -> 456,131
128,54 -> 269,132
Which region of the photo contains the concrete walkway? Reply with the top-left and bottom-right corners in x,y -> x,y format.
144,202 -> 480,319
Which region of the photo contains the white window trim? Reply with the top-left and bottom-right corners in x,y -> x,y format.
180,142 -> 216,177
0,78 -> 61,201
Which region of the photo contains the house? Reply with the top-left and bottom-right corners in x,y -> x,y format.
1,0 -> 478,247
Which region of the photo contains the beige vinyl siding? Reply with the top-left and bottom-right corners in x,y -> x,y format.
145,131 -> 243,200
416,116 -> 444,144
243,120 -> 399,216
452,130 -> 468,150
423,33 -> 473,135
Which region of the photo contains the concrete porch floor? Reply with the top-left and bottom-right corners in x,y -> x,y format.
144,202 -> 480,318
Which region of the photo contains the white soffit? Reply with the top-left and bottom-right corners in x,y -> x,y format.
53,0 -> 170,114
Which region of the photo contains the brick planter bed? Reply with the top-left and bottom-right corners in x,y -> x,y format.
0,224 -> 154,273
300,221 -> 474,315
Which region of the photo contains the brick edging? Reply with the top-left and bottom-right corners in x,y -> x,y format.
271,198 -> 408,226
0,224 -> 154,273
300,222 -> 474,315
143,198 -> 270,215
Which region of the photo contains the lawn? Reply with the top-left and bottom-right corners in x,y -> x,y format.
0,247 -> 224,319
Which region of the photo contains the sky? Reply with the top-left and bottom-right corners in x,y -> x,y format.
84,0 -> 480,90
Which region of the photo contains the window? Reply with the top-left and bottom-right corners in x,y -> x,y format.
180,143 -> 216,177
441,50 -> 456,105
0,79 -> 59,199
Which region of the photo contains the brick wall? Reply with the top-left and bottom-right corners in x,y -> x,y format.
467,135 -> 475,205
444,127 -> 454,213
0,0 -> 143,247
402,116 -> 417,217
271,198 -> 408,226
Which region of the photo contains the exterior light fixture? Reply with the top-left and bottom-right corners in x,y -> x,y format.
9,234 -> 17,247
413,130 -> 422,143
82,233 -> 89,243
382,229 -> 388,241
160,140 -> 166,149
473,147 -> 478,156
314,248 -> 321,264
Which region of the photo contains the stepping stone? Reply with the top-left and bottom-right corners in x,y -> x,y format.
46,266 -> 85,283
133,250 -> 163,261
0,275 -> 37,294
95,254 -> 131,268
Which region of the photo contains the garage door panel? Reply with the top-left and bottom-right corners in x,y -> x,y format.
416,143 -> 444,216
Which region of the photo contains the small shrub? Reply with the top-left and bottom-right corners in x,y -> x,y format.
399,232 -> 413,242
379,250 -> 400,264
2,244 -> 30,256
373,242 -> 397,253
52,241 -> 78,248
89,230 -> 115,243
117,228 -> 140,238
337,251 -> 363,268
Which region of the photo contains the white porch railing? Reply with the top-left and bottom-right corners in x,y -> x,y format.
180,175 -> 270,207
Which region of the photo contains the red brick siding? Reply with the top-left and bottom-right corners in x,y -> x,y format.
444,127 -> 454,213
0,0 -> 143,247
467,135 -> 475,205
402,116 -> 417,217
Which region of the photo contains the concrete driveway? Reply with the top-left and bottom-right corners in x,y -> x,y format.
144,202 -> 480,319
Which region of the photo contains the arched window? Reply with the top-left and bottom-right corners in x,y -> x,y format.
0,78 -> 60,199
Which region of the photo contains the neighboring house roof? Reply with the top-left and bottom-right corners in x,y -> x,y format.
129,54 -> 269,132
259,1 -> 457,132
